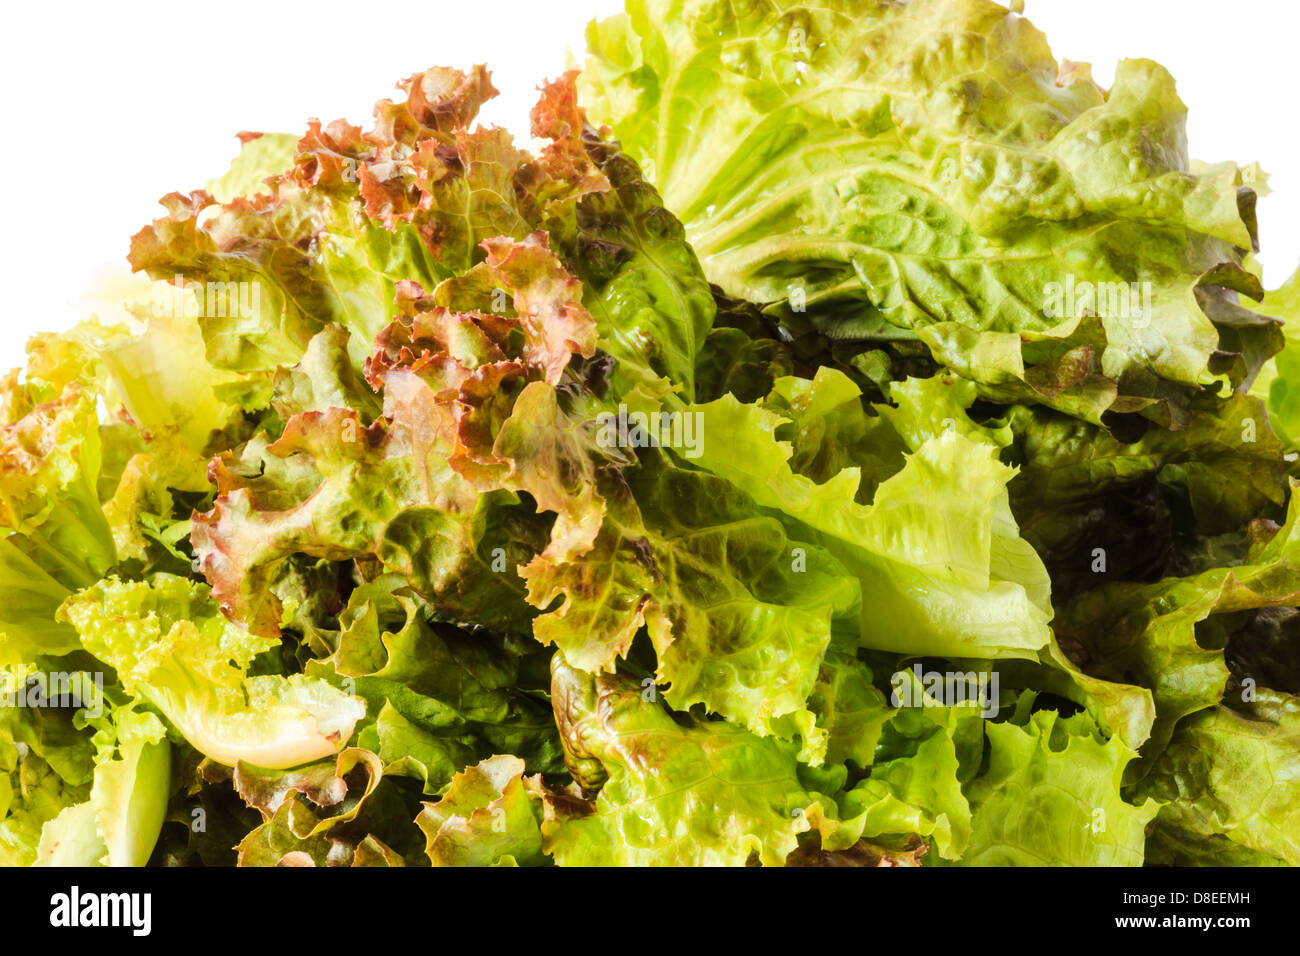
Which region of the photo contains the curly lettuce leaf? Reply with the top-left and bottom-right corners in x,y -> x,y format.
954,697 -> 1159,866
537,75 -> 715,401
0,365 -> 115,592
417,754 -> 548,867
675,371 -> 1053,660
58,575 -> 363,769
206,132 -> 299,204
542,655 -> 840,866
1139,688 -> 1300,866
232,748 -> 422,866
799,651 -> 893,769
75,312 -> 249,491
1055,480 -> 1300,771
128,111 -> 440,379
126,66 -> 647,393
35,708 -> 171,867
191,234 -> 584,637
0,688 -> 95,865
492,383 -> 859,756
583,0 -> 1276,424
303,575 -> 563,792
0,349 -> 123,664
839,669 -> 982,860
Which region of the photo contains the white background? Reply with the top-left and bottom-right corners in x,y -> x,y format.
1,0 -> 1297,366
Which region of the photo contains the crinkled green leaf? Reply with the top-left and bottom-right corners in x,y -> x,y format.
954,698 -> 1159,866
417,754 -> 548,866
538,75 -> 715,401
542,656 -> 841,866
1055,480 -> 1300,773
304,574 -> 563,791
677,377 -> 1053,660
206,132 -> 299,204
583,0 -> 1277,423
838,668 -> 981,860
498,388 -> 858,755
58,575 -> 363,769
0,689 -> 95,865
798,651 -> 893,769
1006,389 -> 1290,600
1138,688 -> 1300,866
1251,268 -> 1300,445
233,748 -> 422,866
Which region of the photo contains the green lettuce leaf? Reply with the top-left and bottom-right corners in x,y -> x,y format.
542,654 -> 841,866
1006,390 -> 1290,600
1250,268 -> 1300,445
302,574 -> 563,792
0,362 -> 115,591
799,650 -> 893,769
537,74 -> 716,401
206,132 -> 299,204
58,575 -> 364,769
474,359 -> 866,755
1055,480 -> 1300,771
675,371 -> 1054,660
35,707 -> 171,867
232,748 -> 423,866
583,0 -> 1276,423
0,350 -> 121,665
0,683 -> 95,865
417,754 -> 549,866
954,696 -> 1159,866
839,668 -> 981,860
1138,688 -> 1300,865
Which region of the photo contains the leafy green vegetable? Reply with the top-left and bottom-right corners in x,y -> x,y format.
956,696 -> 1159,866
676,372 -> 1054,661
542,655 -> 840,866
1139,688 -> 1300,866
3,0 -> 1300,869
838,669 -> 980,860
1054,482 -> 1300,771
59,575 -> 364,770
582,0 -> 1278,426
417,754 -> 549,866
